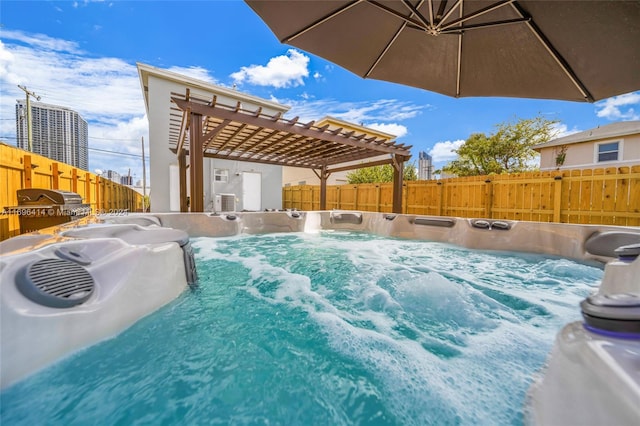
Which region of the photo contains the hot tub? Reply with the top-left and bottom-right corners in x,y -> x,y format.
0,211 -> 638,424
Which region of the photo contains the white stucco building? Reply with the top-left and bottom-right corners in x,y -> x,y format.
137,63 -> 288,212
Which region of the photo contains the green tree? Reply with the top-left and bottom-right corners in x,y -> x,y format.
346,162 -> 417,184
442,116 -> 558,177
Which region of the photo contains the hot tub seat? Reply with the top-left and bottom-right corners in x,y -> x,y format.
0,223 -> 194,390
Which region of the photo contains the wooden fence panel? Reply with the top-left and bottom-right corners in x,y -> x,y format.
591,167 -> 606,225
281,164 -> 640,226
379,183 -> 394,213
629,165 -> 640,226
1,143 -> 143,241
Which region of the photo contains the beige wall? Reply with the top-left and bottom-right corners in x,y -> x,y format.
539,133 -> 640,170
283,167 -> 349,186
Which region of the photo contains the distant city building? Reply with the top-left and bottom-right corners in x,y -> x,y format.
418,151 -> 433,180
15,100 -> 89,170
103,170 -> 121,183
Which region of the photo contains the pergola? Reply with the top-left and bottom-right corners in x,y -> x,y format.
170,90 -> 412,213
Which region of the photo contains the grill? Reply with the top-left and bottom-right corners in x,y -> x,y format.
4,189 -> 91,233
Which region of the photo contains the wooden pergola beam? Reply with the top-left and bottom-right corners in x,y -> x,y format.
172,98 -> 411,157
171,95 -> 412,213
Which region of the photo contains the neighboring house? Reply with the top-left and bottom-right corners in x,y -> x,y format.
138,63 -> 290,212
533,121 -> 640,171
282,116 -> 396,186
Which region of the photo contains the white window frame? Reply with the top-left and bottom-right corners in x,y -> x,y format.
594,140 -> 622,163
213,168 -> 229,183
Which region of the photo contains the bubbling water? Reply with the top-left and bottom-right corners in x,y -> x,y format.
1,231 -> 602,425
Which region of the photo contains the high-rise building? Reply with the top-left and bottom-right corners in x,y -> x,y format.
120,175 -> 133,186
15,100 -> 89,170
418,151 -> 433,180
103,170 -> 121,183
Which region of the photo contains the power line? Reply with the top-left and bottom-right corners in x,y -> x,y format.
0,136 -> 149,159
89,147 -> 149,159
89,135 -> 143,142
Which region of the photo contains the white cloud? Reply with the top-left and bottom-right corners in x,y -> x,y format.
429,140 -> 465,163
366,123 -> 407,138
0,41 -> 21,85
0,29 -> 83,54
167,65 -> 218,85
552,123 -> 581,138
0,30 -> 148,179
89,116 -> 149,179
595,92 -> 640,121
281,98 -> 424,126
230,49 -> 309,88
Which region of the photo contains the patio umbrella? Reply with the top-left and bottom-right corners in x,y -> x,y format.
245,0 -> 640,102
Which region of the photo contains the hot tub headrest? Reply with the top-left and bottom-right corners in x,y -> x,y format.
330,211 -> 363,225
62,224 -> 190,247
585,231 -> 640,258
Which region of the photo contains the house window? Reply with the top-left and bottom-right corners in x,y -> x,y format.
597,142 -> 619,162
214,169 -> 229,183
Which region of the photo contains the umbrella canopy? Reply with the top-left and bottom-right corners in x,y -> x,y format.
245,0 -> 640,102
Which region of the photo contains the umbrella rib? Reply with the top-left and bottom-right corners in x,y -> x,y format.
509,1 -> 594,102
366,22 -> 405,77
283,0 -> 364,42
439,18 -> 530,34
438,0 -> 463,26
427,0 -> 434,25
366,0 -> 427,77
456,1 -> 463,97
368,1 -> 428,30
401,0 -> 431,29
439,0 -> 514,31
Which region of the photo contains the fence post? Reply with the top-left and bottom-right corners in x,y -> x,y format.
485,178 -> 493,218
553,175 -> 562,223
436,181 -> 443,216
403,182 -> 409,214
95,176 -> 101,213
85,173 -> 91,205
375,185 -> 381,212
23,155 -> 33,188
72,168 -> 78,193
353,185 -> 358,210
52,162 -> 59,189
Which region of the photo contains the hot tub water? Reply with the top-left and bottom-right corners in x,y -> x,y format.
0,231 -> 603,425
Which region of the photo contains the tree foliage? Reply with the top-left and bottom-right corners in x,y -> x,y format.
441,116 -> 558,177
346,162 -> 417,184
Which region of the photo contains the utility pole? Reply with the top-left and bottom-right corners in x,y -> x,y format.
17,85 -> 41,152
142,136 -> 147,212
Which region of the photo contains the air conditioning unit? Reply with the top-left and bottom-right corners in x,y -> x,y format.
214,193 -> 236,212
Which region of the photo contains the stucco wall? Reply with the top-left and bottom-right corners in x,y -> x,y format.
146,74 -> 285,212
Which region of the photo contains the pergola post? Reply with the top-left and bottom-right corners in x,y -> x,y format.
178,150 -> 188,212
189,112 -> 204,212
319,165 -> 329,210
392,154 -> 406,214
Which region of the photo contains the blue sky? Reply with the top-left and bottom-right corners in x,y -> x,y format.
1,0 -> 639,184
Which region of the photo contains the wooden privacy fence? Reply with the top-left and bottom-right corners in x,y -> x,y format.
283,165 -> 640,226
1,143 -> 144,240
